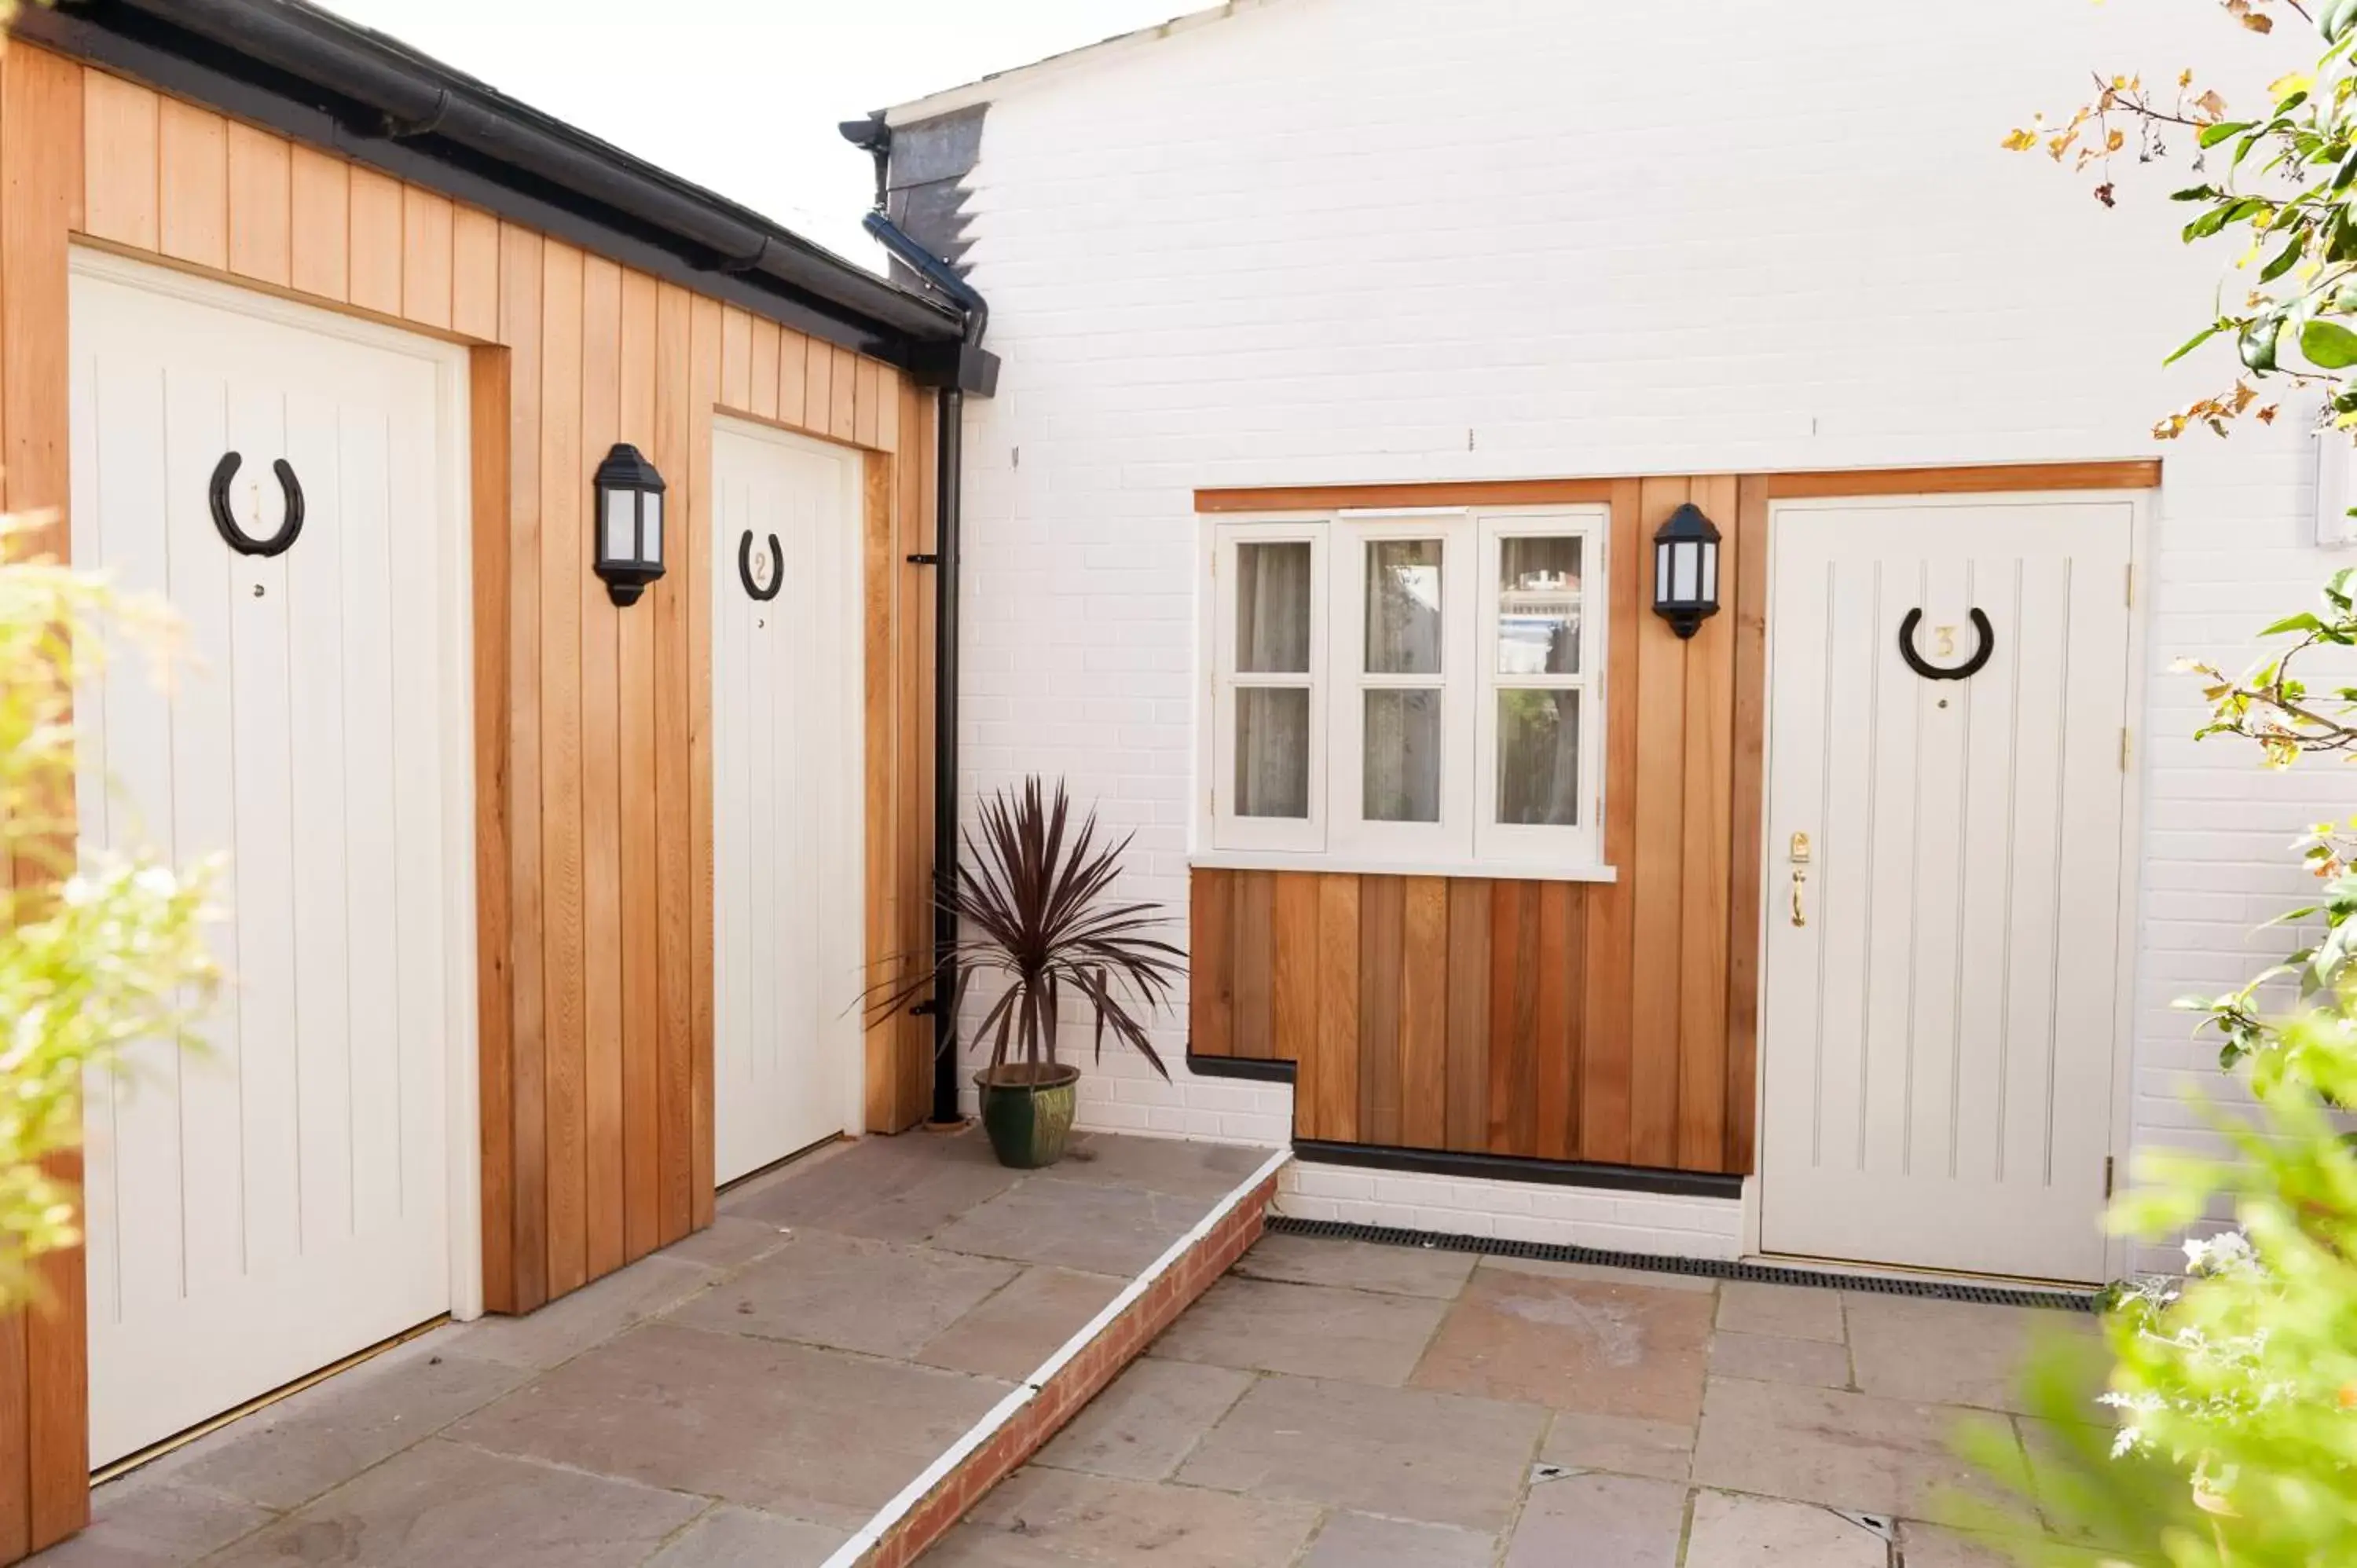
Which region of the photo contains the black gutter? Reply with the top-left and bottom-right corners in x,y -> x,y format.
859,203 -> 988,1127
21,0 -> 999,387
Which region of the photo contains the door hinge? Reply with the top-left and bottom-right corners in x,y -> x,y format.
2121,728 -> 2132,771
906,551 -> 940,566
2104,1156 -> 2117,1200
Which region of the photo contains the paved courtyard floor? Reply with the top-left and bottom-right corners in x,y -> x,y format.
35,1128 -> 1269,1567
921,1231 -> 2106,1568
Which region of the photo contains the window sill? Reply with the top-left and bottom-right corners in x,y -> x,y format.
1189,851 -> 1619,885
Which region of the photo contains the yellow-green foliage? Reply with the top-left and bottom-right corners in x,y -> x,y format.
0,517 -> 216,1308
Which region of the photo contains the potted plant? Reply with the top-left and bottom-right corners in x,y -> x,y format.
868,777 -> 1182,1169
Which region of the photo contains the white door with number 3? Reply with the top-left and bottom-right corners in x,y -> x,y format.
1758,495 -> 2136,1284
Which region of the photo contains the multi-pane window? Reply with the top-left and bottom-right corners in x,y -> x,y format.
1207,507 -> 1606,871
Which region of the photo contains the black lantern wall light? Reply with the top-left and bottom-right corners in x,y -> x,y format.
1651,502 -> 1721,639
593,443 -> 667,606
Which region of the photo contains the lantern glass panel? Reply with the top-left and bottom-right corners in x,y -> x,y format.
603,489 -> 636,568
1701,540 -> 1717,603
1672,540 -> 1701,604
641,491 -> 663,567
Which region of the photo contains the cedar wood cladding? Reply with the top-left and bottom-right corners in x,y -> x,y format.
0,44 -> 938,1555
1192,477 -> 1754,1174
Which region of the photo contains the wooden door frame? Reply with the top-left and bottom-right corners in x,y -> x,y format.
1734,462 -> 2157,1277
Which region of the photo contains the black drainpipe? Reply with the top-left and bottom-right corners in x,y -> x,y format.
857,201 -> 988,1128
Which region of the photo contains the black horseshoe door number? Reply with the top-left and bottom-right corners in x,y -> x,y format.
739,530 -> 783,602
208,452 -> 306,559
1897,607 -> 1995,682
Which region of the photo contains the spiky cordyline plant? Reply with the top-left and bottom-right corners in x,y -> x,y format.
868,777 -> 1182,1084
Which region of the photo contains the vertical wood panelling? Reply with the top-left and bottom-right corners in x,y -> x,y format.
223,123 -> 289,288
1487,881 -> 1538,1156
1271,874 -> 1319,1094
719,306 -> 751,410
5,47 -> 84,1554
470,346 -> 516,1317
288,146 -> 349,303
1582,481 -> 1644,1161
1357,877 -> 1403,1146
1443,880 -> 1490,1152
79,71 -> 156,251
748,318 -> 779,421
401,186 -> 453,331
1677,474 -> 1739,1168
686,295 -> 720,1229
577,255 -> 625,1279
1399,877 -> 1449,1150
828,345 -> 856,441
779,330 -> 810,428
537,241 -> 588,1295
17,58 -> 939,1552
1312,875 -> 1360,1143
346,167 -> 402,316
498,221 -> 549,1311
156,99 -> 226,269
451,206 -> 500,341
1727,477 -> 1772,1173
617,270 -> 662,1255
1191,870 -> 1234,1058
1535,882 -> 1580,1160
651,281 -> 695,1241
1233,870 -> 1274,1061
1628,476 -> 1690,1170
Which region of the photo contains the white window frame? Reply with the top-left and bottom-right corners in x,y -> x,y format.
1473,507 -> 1607,868
1201,504 -> 1613,878
1208,520 -> 1327,853
1329,514 -> 1476,862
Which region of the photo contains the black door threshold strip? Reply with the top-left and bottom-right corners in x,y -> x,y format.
1263,1214 -> 2099,1313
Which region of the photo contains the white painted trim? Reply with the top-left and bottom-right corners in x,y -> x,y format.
1747,484 -> 2153,1285
882,0 -> 1288,125
1189,851 -> 1617,884
816,1146 -> 1292,1568
68,244 -> 486,1322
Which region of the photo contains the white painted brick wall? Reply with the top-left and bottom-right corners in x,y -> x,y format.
922,0 -> 2350,1269
1274,1162 -> 1743,1262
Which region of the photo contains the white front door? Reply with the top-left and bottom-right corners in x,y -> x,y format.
1758,494 -> 2136,1283
711,420 -> 864,1185
69,255 -> 472,1464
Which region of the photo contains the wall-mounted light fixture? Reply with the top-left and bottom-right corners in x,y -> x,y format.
593,443 -> 667,606
1651,502 -> 1721,639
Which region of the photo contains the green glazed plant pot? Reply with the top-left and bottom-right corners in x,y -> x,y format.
975,1063 -> 1081,1170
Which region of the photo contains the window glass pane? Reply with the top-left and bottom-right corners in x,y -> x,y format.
1365,539 -> 1443,675
1363,689 -> 1441,822
1498,537 -> 1582,676
1497,689 -> 1580,826
1235,687 -> 1311,818
1236,541 -> 1312,673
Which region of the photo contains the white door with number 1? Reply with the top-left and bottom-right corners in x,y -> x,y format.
1758,496 -> 2135,1284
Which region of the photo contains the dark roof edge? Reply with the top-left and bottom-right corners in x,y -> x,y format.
22,0 -> 997,387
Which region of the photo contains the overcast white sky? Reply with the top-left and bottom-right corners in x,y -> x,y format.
315,0 -> 1199,266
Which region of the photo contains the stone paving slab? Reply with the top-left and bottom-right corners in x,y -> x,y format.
41,1127 -> 1272,1568
1148,1273 -> 1450,1385
925,1232 -> 2118,1568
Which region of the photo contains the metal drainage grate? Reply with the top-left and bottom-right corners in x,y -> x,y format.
1263,1214 -> 2099,1313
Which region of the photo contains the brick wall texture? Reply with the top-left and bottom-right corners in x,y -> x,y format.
917,0 -> 2335,1273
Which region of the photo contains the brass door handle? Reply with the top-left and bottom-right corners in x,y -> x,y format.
1791,868 -> 1807,928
